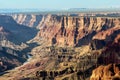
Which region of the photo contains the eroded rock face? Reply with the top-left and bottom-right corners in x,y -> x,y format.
0,46 -> 27,72
0,15 -> 39,73
11,14 -> 120,48
93,27 -> 120,41
35,16 -> 120,47
97,34 -> 120,65
90,64 -> 120,80
90,35 -> 120,80
11,14 -> 44,28
0,15 -> 38,45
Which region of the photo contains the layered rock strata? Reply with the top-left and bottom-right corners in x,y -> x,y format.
34,15 -> 120,47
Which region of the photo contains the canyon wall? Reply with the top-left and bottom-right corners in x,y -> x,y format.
0,15 -> 38,72
3,14 -> 120,80
11,14 -> 120,47
34,15 -> 120,47
0,15 -> 38,45
11,14 -> 45,29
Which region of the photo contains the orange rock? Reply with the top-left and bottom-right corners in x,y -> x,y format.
90,64 -> 120,80
36,16 -> 120,47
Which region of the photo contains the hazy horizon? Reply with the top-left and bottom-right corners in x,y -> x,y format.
0,0 -> 120,9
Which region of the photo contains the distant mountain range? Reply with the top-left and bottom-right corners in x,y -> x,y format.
0,8 -> 120,13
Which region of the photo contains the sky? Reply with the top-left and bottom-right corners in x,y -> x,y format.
0,0 -> 120,9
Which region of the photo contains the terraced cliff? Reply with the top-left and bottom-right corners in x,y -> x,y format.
12,14 -> 120,47
34,15 -> 120,48
11,14 -> 45,29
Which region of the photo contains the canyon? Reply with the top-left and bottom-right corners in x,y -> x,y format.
0,13 -> 120,80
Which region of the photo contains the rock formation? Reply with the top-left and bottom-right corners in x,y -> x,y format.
0,46 -> 27,72
0,15 -> 38,45
34,15 -> 120,47
10,14 -> 120,48
90,34 -> 120,80
90,64 -> 120,80
0,13 -> 120,80
97,34 -> 120,65
11,14 -> 44,29
0,15 -> 38,73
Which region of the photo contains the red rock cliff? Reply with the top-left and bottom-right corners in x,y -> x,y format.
35,15 -> 120,47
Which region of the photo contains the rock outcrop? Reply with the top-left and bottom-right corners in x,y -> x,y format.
90,34 -> 120,80
90,64 -> 120,80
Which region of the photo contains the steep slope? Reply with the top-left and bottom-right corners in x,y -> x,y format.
97,34 -> 120,65
90,27 -> 120,50
90,34 -> 120,80
11,14 -> 44,29
0,15 -> 38,45
0,15 -> 38,74
0,46 -> 27,73
34,15 -> 120,47
11,14 -> 120,47
0,26 -> 11,41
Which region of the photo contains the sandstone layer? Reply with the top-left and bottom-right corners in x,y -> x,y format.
34,15 -> 120,48
11,14 -> 45,29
